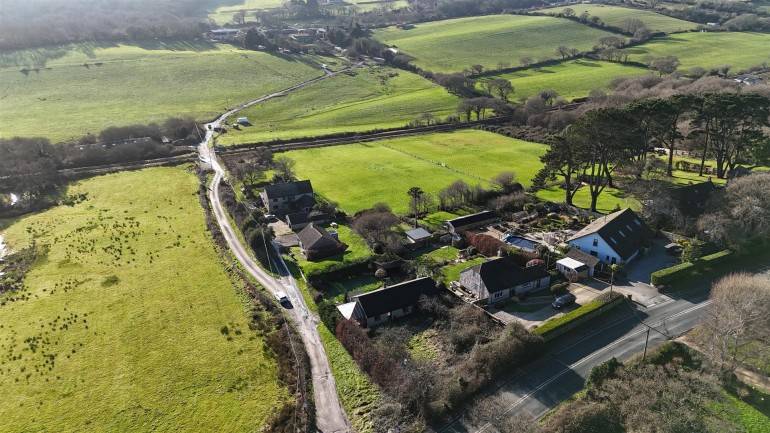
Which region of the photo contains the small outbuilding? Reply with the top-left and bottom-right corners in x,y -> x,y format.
405,228 -> 432,244
237,117 -> 249,125
556,257 -> 589,280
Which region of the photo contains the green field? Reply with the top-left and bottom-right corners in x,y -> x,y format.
541,4 -> 697,33
0,167 -> 283,432
628,32 -> 770,70
485,59 -> 649,101
0,43 -> 320,142
208,0 -> 285,24
373,15 -> 617,73
285,130 -> 546,214
218,66 -> 460,145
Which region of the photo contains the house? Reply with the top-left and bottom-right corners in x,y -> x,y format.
209,28 -> 240,40
337,277 -> 440,327
297,223 -> 342,260
445,211 -> 499,233
671,180 -> 719,217
565,247 -> 603,277
459,258 -> 550,304
260,180 -> 315,214
405,227 -> 432,245
734,74 -> 763,86
285,211 -> 330,231
567,208 -> 653,266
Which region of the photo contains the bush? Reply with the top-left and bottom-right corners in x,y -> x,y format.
375,268 -> 387,279
550,282 -> 568,296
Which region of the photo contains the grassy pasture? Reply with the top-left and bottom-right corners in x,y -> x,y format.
0,43 -> 320,142
628,32 -> 770,70
483,59 -> 649,101
0,167 -> 284,432
372,15 -> 617,73
541,5 -> 697,33
285,130 -> 544,214
218,66 -> 460,145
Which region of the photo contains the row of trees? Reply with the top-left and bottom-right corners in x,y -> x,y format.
535,92 -> 770,212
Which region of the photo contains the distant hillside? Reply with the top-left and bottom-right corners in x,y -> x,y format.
0,0 -> 226,50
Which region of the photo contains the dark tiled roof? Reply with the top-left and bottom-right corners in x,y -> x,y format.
263,180 -> 313,199
286,212 -> 310,226
297,223 -> 338,251
568,208 -> 653,261
566,248 -> 602,268
466,258 -> 550,294
354,277 -> 440,318
296,194 -> 317,209
446,211 -> 498,229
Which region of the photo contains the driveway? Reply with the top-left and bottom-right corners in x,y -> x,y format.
489,282 -> 603,329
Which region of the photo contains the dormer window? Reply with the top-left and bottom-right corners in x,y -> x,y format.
592,238 -> 598,247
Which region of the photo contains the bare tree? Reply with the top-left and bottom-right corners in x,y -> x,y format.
519,56 -> 534,67
466,395 -> 540,433
273,155 -> 296,182
693,273 -> 770,374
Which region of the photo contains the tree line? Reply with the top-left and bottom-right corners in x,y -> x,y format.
1,0 -> 214,50
534,92 -> 770,212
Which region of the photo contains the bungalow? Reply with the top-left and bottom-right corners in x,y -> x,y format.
734,74 -> 763,86
297,223 -> 342,260
260,180 -> 315,214
445,211 -> 499,233
337,277 -> 440,327
459,258 -> 550,305
567,208 -> 653,266
285,210 -> 330,231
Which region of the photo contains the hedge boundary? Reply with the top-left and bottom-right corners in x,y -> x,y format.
533,292 -> 624,341
650,249 -> 733,286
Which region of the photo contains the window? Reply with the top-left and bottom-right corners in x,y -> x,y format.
590,250 -> 598,257
493,291 -> 504,299
634,218 -> 642,226
610,236 -> 617,244
619,230 -> 626,238
606,255 -> 610,261
592,238 -> 599,247
273,198 -> 278,202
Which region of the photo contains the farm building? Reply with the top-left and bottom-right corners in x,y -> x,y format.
260,180 -> 315,214
405,227 -> 432,245
285,211 -> 331,231
567,208 -> 653,266
444,211 -> 499,233
459,257 -> 550,304
336,277 -> 440,327
209,28 -> 239,40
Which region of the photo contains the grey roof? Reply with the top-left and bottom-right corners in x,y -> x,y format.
297,223 -> 338,251
568,208 -> 653,261
463,258 -> 549,294
296,194 -> 317,209
353,277 -> 439,318
566,248 -> 602,269
263,180 -> 313,199
405,228 -> 431,241
287,211 -> 330,227
446,211 -> 498,229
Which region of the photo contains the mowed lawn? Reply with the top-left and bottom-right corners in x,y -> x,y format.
373,15 -> 617,73
486,59 -> 649,101
0,43 -> 320,142
0,167 -> 284,432
541,5 -> 697,33
219,67 -> 460,145
285,130 -> 546,214
628,32 -> 770,70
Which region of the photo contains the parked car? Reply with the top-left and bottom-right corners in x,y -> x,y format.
552,293 -> 576,310
274,291 -> 289,305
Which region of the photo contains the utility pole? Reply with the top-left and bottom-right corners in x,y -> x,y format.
642,327 -> 651,361
609,269 -> 614,296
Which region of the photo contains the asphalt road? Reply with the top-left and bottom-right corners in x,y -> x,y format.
436,284 -> 717,432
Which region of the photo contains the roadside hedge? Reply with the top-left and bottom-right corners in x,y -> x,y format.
651,249 -> 734,286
